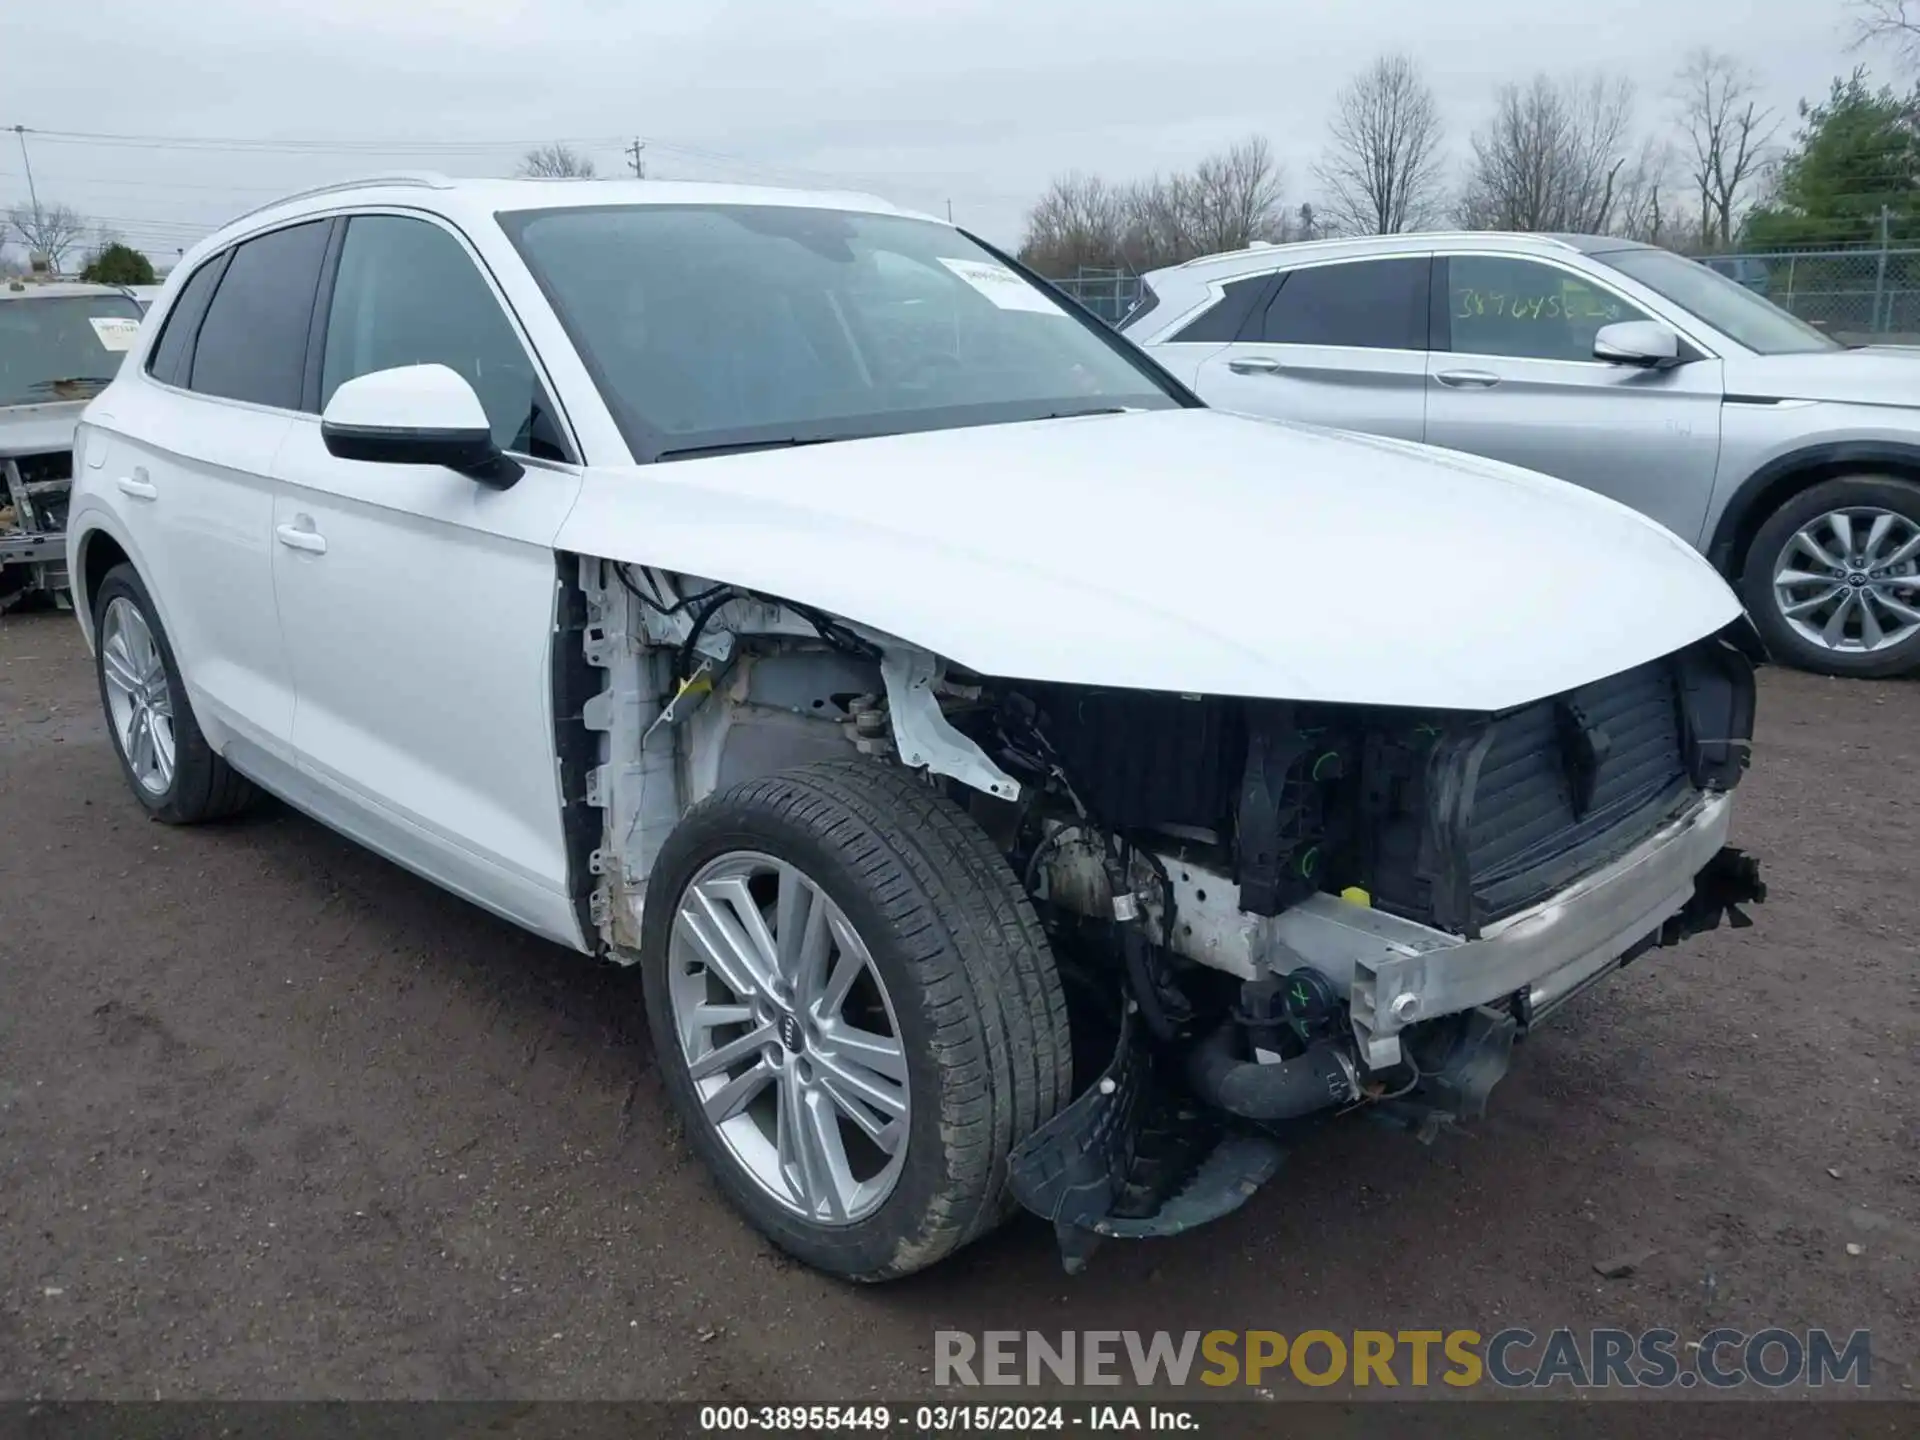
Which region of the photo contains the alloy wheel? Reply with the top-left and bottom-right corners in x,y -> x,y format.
1771,507 -> 1920,654
667,851 -> 910,1225
100,596 -> 177,796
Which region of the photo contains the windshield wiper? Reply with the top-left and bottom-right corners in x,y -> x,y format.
654,436 -> 847,462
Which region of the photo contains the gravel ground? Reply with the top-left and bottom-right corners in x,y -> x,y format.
1,608 -> 1915,1403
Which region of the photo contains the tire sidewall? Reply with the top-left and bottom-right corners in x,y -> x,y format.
639,790 -> 981,1280
92,565 -> 193,817
1741,474 -> 1920,678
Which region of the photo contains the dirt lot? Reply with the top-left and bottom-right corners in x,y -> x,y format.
1,608 -> 1915,1403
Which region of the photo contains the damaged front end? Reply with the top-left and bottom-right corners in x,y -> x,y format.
991,627 -> 1765,1272
572,558 -> 1765,1274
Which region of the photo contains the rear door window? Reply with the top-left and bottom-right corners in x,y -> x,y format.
1254,258 -> 1429,349
188,220 -> 332,410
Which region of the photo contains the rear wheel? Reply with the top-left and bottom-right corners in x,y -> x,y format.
92,563 -> 254,823
639,759 -> 1071,1281
1741,474 -> 1920,678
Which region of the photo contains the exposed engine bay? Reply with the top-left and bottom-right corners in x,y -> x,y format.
576,559 -> 1768,1270
0,448 -> 72,611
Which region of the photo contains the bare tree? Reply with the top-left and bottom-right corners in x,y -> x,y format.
1612,138 -> 1689,246
517,143 -> 597,179
1180,136 -> 1287,254
1674,50 -> 1777,248
1017,172 -> 1124,276
1854,0 -> 1920,66
1458,74 -> 1640,233
1314,54 -> 1448,234
1021,136 -> 1287,274
5,202 -> 88,273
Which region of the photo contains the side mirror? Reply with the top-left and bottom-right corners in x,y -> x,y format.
1593,320 -> 1680,369
320,363 -> 522,489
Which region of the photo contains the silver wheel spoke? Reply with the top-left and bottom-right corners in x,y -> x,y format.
1862,511 -> 1896,564
131,710 -> 154,773
1782,585 -> 1842,617
821,1022 -> 908,1082
1881,532 -> 1920,569
1777,568 -> 1837,589
814,913 -> 871,1018
690,1001 -> 755,1030
1821,591 -> 1857,646
688,1023 -> 777,1081
679,884 -> 776,1000
1871,587 -> 1920,625
775,867 -> 831,1004
1792,528 -> 1844,571
818,1073 -> 907,1153
778,1080 -> 846,1219
669,850 -> 910,1227
102,641 -> 142,697
702,1059 -> 775,1125
1827,511 -> 1855,560
1858,593 -> 1887,650
814,1046 -> 908,1117
152,720 -> 176,786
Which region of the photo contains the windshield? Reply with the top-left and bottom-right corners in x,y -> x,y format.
1602,247 -> 1840,355
0,293 -> 144,407
499,204 -> 1182,460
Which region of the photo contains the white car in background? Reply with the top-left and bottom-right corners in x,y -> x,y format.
1,278 -> 146,610
1124,232 -> 1920,679
66,177 -> 1765,1280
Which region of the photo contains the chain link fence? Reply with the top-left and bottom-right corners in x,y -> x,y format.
1695,247 -> 1920,342
1048,267 -> 1144,325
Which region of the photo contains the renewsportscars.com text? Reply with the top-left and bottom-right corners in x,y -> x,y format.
934,1328 -> 1872,1390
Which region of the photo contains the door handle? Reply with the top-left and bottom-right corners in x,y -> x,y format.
1227,355 -> 1286,375
276,520 -> 328,555
1434,369 -> 1502,389
116,469 -> 157,501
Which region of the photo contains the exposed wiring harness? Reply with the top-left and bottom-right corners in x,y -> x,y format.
614,564 -> 880,681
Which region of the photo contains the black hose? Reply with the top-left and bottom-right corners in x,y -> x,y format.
1121,924 -> 1184,1044
1185,1020 -> 1357,1121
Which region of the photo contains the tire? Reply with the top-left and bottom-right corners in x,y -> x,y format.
1740,473 -> 1920,679
92,563 -> 255,823
639,758 -> 1072,1281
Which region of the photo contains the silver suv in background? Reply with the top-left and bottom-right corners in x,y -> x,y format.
1124,233 -> 1920,679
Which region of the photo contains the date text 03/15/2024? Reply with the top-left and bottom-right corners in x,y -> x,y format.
697,1405 -> 1196,1432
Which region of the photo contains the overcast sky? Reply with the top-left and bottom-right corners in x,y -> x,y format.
0,0 -> 1872,263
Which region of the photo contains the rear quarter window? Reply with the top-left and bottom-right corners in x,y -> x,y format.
1168,274 -> 1275,343
145,256 -> 228,388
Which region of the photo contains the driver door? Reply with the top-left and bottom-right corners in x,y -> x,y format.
270,211 -> 586,945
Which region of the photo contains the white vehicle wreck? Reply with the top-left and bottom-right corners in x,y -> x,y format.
67,178 -> 1765,1280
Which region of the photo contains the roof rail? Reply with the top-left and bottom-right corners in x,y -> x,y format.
1175,230 -> 1581,268
221,172 -> 456,231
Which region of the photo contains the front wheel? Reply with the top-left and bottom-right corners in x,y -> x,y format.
1741,474 -> 1920,678
639,759 -> 1071,1281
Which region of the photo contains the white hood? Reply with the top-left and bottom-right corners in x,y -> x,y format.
556,408 -> 1742,713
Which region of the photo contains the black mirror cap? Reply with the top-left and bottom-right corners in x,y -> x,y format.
320,421 -> 524,489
